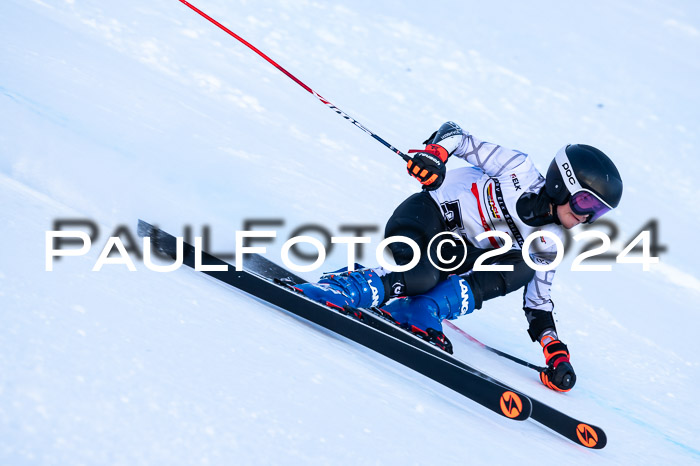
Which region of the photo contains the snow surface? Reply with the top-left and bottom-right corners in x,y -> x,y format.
2,0 -> 700,464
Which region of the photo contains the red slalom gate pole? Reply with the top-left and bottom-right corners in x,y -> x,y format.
178,0 -> 410,162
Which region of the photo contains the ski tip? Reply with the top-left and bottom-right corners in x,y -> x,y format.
574,423 -> 607,449
499,390 -> 531,421
137,219 -> 155,238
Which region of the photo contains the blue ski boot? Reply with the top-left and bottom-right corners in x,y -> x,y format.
296,265 -> 385,311
379,275 -> 475,353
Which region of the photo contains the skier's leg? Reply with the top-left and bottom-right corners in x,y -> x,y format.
380,191 -> 448,298
456,248 -> 535,310
376,192 -> 479,351
295,266 -> 386,309
296,191 -> 445,309
381,242 -> 533,340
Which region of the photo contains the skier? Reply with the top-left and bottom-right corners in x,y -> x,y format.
298,121 -> 623,392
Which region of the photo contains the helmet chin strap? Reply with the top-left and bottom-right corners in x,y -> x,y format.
551,189 -> 571,226
551,203 -> 562,225
516,187 -> 560,227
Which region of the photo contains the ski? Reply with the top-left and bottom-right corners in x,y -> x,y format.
237,243 -> 608,450
138,220 -> 531,421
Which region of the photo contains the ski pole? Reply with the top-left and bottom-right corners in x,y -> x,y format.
444,321 -> 546,372
178,0 -> 411,163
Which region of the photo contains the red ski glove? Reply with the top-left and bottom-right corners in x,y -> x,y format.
540,339 -> 577,392
406,144 -> 449,190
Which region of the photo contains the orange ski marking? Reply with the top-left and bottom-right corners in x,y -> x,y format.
576,423 -> 599,448
499,391 -> 523,418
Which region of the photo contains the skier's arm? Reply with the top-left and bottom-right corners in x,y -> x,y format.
405,121 -> 530,188
404,122 -> 465,189
522,264 -> 556,314
522,261 -> 576,392
423,121 -> 530,177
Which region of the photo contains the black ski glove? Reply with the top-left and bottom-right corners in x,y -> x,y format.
540,339 -> 576,392
406,144 -> 449,190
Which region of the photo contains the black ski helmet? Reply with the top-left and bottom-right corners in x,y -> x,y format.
545,144 -> 622,223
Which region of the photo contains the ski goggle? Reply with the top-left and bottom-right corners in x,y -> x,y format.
569,190 -> 612,224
